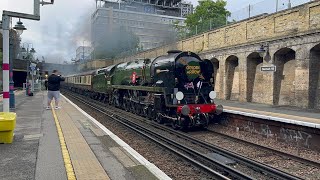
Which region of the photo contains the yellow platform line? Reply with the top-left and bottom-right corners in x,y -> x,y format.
51,104 -> 77,180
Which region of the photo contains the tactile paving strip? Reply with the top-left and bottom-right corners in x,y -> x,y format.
55,101 -> 110,180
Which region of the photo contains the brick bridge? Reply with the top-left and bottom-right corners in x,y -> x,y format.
113,1 -> 320,109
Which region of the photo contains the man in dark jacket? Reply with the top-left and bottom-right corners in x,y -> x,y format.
46,70 -> 65,110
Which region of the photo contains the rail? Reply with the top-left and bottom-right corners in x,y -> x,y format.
63,89 -> 303,179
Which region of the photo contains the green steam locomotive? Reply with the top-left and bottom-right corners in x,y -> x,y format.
65,50 -> 223,129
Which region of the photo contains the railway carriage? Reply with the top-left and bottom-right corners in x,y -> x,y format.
64,50 -> 223,129
64,70 -> 95,95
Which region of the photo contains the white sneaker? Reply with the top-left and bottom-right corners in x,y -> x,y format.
46,106 -> 51,110
55,106 -> 61,110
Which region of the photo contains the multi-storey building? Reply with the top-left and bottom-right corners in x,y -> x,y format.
91,0 -> 192,56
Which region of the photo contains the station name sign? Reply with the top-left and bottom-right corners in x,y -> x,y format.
260,66 -> 276,72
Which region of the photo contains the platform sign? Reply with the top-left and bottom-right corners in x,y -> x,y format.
29,63 -> 37,71
261,65 -> 276,72
30,66 -> 36,71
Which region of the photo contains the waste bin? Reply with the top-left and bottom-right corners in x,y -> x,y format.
0,112 -> 17,144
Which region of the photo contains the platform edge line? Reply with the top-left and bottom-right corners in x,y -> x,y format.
51,103 -> 77,180
223,109 -> 319,129
61,94 -> 172,180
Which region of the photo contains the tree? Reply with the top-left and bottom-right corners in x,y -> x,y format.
173,20 -> 188,40
184,0 -> 230,36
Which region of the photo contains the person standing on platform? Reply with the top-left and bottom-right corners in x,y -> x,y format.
44,74 -> 48,90
44,79 -> 48,90
46,70 -> 65,110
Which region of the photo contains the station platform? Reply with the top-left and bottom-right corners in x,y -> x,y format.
0,91 -> 170,180
215,99 -> 320,129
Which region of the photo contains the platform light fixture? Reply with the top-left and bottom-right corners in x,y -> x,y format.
13,19 -> 26,36
30,47 -> 36,54
257,44 -> 269,58
20,47 -> 26,53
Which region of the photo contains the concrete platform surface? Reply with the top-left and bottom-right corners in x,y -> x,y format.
215,99 -> 320,128
0,91 -> 170,180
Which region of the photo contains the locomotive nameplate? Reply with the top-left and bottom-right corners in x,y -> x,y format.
186,61 -> 201,79
186,65 -> 200,75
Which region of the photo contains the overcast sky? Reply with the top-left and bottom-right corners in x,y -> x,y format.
0,0 -> 304,63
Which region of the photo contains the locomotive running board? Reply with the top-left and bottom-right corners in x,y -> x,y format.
112,85 -> 164,93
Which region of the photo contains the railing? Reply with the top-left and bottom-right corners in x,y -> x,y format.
23,82 -> 42,92
229,0 -> 311,22
183,0 -> 311,38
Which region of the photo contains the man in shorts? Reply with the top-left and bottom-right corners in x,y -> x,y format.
46,70 -> 65,110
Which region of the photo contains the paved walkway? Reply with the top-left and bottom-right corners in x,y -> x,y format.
0,91 -> 169,180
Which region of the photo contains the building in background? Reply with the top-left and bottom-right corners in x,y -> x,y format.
76,46 -> 93,62
91,0 -> 192,58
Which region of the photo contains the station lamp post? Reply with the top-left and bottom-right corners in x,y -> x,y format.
1,0 -> 54,112
20,44 -> 36,95
257,44 -> 269,58
257,44 -> 272,64
6,20 -> 27,110
0,19 -> 26,110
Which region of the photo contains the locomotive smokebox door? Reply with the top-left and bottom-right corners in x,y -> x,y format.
154,94 -> 165,111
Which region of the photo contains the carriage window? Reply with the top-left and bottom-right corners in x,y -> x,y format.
98,70 -> 105,74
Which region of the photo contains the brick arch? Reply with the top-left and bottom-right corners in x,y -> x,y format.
309,44 -> 320,109
247,52 -> 263,102
211,58 -> 220,97
273,48 -> 296,106
225,55 -> 239,100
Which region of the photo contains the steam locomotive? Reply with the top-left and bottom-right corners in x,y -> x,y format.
64,50 -> 223,129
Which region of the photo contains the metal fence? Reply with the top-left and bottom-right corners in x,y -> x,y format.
229,0 -> 311,22
184,0 -> 312,38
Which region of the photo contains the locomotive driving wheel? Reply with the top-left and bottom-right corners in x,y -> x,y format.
142,105 -> 148,117
135,103 -> 140,115
129,101 -> 135,113
156,113 -> 164,124
147,106 -> 155,120
124,99 -> 130,111
171,117 -> 180,130
121,98 -> 127,110
179,116 -> 189,130
146,106 -> 152,120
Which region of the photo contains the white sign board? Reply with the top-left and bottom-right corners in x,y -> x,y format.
261,66 -> 276,72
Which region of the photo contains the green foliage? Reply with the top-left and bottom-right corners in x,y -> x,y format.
173,21 -> 188,40
181,0 -> 230,37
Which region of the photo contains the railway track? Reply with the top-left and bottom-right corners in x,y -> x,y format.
205,129 -> 320,169
104,104 -> 312,179
63,90 -> 302,180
